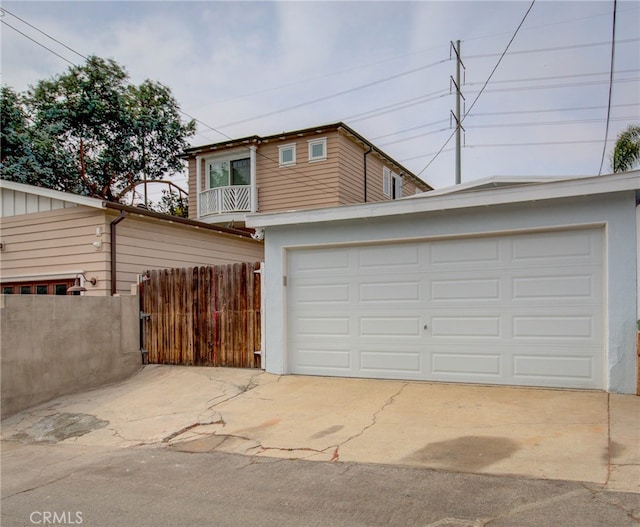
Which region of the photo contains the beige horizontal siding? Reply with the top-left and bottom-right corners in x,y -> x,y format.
187,128 -> 427,217
256,134 -> 340,212
111,212 -> 264,295
338,136 -> 365,205
187,157 -> 198,220
0,207 -> 110,295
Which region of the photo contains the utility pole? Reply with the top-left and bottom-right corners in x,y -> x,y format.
450,40 -> 465,185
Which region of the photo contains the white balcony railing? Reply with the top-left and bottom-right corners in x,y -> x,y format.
199,185 -> 251,216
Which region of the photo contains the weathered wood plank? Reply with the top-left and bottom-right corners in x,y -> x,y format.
142,261 -> 262,368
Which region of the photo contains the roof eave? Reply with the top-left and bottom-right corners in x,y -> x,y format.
246,171 -> 640,228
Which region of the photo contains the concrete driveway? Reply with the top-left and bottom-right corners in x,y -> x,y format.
2,365 -> 638,493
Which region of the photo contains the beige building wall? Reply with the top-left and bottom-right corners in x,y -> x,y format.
256,133 -> 340,212
0,204 -> 263,297
111,211 -> 264,295
0,206 -> 111,295
186,125 -> 430,221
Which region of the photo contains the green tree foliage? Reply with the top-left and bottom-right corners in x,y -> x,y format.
611,124 -> 640,173
155,188 -> 189,218
1,56 -> 195,202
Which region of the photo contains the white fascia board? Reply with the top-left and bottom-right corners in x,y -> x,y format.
246,171 -> 640,228
414,175 -> 589,198
0,180 -> 105,209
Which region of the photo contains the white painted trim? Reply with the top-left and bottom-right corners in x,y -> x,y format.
0,270 -> 87,282
247,171 -> 640,228
278,221 -> 607,253
0,180 -> 104,209
278,143 -> 296,167
307,137 -> 327,162
196,155 -> 202,218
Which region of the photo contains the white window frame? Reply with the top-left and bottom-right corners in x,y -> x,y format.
278,143 -> 297,167
383,167 -> 403,199
307,137 -> 327,162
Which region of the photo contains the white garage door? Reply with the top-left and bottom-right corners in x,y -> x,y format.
287,228 -> 604,389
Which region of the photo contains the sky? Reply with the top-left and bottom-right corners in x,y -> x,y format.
1,0 -> 639,196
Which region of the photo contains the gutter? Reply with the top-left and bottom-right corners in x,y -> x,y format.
103,202 -> 256,239
363,147 -> 373,203
110,211 -> 127,295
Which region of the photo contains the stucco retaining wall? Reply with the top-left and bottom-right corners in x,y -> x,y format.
1,295 -> 142,418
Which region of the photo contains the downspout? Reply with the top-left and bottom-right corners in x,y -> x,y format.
363,147 -> 373,203
110,210 -> 126,295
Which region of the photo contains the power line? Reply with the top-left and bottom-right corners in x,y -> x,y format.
598,0 -> 617,176
371,119 -> 451,141
0,19 -> 76,66
0,10 -> 348,198
417,0 -> 537,177
466,139 -> 618,148
343,90 -> 450,124
467,103 -> 638,118
1,7 -> 87,61
464,37 -> 638,60
469,116 -> 637,130
463,4 -> 638,45
463,76 -> 638,95
463,68 -> 639,86
213,58 -> 449,130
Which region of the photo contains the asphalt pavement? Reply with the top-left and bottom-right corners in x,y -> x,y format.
1,365 -> 639,526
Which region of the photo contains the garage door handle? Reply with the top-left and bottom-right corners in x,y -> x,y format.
424,324 -> 428,330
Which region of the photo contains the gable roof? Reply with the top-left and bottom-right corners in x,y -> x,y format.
246,170 -> 640,228
182,122 -> 432,192
0,179 -> 256,239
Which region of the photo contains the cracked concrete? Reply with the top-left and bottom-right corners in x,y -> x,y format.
2,365 -> 639,495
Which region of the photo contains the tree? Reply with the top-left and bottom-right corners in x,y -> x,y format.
611,124 -> 640,173
1,56 -> 195,203
155,188 -> 189,218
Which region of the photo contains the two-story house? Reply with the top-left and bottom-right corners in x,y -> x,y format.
183,122 -> 432,226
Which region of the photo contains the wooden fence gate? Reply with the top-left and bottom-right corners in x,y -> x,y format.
140,262 -> 262,368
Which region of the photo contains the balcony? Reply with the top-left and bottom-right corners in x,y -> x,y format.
199,185 -> 252,216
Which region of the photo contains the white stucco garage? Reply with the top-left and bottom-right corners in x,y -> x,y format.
247,171 -> 640,394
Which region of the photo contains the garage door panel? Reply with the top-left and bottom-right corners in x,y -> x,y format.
295,316 -> 351,336
431,353 -> 502,376
512,316 -> 595,339
294,283 -> 351,304
293,347 -> 351,370
358,244 -> 420,268
360,351 -> 421,373
512,354 -> 595,381
430,238 -> 500,265
287,228 -> 604,389
431,278 -> 501,301
293,248 -> 350,272
511,230 -> 597,262
360,316 -> 422,337
359,280 -> 421,303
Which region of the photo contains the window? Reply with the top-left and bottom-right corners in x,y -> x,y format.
308,138 -> 327,162
1,280 -> 74,295
383,167 -> 403,199
206,155 -> 250,188
279,144 -> 296,166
